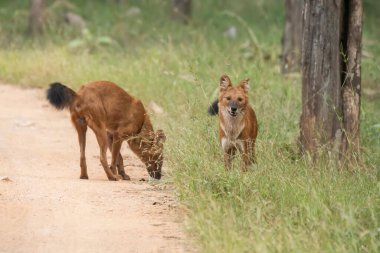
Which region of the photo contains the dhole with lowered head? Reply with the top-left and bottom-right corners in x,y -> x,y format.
209,75 -> 258,170
47,81 -> 165,180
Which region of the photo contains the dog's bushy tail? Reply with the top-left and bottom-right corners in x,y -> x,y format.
208,99 -> 219,115
46,82 -> 77,110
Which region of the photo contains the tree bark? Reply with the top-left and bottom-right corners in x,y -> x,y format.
299,0 -> 362,164
28,0 -> 45,36
281,0 -> 303,73
172,0 -> 192,24
341,0 -> 363,162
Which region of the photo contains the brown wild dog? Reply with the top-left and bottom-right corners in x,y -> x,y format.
47,81 -> 165,180
208,75 -> 258,170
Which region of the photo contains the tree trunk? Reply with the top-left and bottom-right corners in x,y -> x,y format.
281,0 -> 303,73
341,0 -> 363,162
172,0 -> 192,24
28,0 -> 45,36
299,0 -> 363,164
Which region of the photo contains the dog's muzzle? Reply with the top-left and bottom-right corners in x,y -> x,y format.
228,107 -> 238,117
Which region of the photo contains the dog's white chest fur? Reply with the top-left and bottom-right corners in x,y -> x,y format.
220,110 -> 245,152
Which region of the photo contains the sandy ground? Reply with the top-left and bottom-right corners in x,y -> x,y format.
0,84 -> 188,253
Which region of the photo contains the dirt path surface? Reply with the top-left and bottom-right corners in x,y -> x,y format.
0,84 -> 187,253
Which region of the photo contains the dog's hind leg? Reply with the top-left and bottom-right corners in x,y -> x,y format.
72,115 -> 88,179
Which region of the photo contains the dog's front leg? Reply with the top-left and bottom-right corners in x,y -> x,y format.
223,152 -> 231,170
223,148 -> 236,170
94,129 -> 121,181
110,133 -> 130,180
241,152 -> 250,172
241,140 -> 254,171
107,132 -> 130,180
240,141 -> 252,172
222,137 -> 236,170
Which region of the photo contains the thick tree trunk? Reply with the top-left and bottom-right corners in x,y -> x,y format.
28,0 -> 45,36
341,0 -> 363,162
281,0 -> 303,73
172,0 -> 192,24
299,0 -> 362,164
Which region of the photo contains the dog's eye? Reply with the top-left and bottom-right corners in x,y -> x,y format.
237,97 -> 243,102
225,96 -> 231,101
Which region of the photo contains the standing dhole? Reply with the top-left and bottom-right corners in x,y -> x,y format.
208,75 -> 258,170
47,81 -> 165,180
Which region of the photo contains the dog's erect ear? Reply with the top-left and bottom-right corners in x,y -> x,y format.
220,74 -> 232,91
155,130 -> 166,148
239,78 -> 250,93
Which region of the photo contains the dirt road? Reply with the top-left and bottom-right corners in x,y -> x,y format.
0,84 -> 187,253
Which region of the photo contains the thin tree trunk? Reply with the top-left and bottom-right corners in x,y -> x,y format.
299,0 -> 362,164
281,0 -> 303,73
172,0 -> 192,24
28,0 -> 45,36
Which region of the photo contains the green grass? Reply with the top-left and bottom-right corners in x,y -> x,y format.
0,0 -> 379,252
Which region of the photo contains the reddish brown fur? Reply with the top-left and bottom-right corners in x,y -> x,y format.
50,81 -> 165,180
217,75 -> 258,170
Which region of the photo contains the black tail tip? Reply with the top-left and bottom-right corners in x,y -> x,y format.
208,99 -> 219,115
48,82 -> 65,92
46,82 -> 73,110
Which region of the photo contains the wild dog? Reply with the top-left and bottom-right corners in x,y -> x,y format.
47,81 -> 165,181
209,75 -> 258,170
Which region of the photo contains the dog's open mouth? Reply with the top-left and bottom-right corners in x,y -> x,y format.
228,110 -> 238,117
